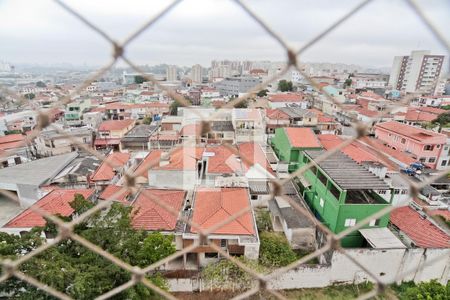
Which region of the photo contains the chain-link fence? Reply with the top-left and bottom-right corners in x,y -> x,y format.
0,0 -> 449,299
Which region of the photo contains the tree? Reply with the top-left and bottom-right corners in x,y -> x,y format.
36,81 -> 47,88
257,89 -> 269,97
344,78 -> 352,88
0,196 -> 174,299
142,115 -> 152,125
259,232 -> 298,268
169,99 -> 191,115
432,112 -> 450,132
395,280 -> 449,300
134,75 -> 148,84
233,99 -> 249,108
255,209 -> 272,232
278,80 -> 293,92
24,93 -> 35,100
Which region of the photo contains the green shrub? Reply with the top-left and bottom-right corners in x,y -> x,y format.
259,232 -> 297,268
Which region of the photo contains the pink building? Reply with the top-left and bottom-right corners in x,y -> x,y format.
374,121 -> 447,169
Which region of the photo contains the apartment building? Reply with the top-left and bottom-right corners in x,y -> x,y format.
215,76 -> 261,96
190,64 -> 203,83
388,50 -> 445,95
374,121 -> 447,169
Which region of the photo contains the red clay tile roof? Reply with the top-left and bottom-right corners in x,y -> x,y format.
284,127 -> 322,148
131,189 -> 186,231
99,185 -> 130,204
191,188 -> 255,235
206,145 -> 242,174
405,109 -> 439,122
390,206 -> 450,248
359,137 -> 417,166
134,150 -> 163,179
91,152 -> 131,182
318,135 -> 398,170
414,106 -> 446,115
180,124 -> 202,136
4,189 -> 94,228
375,121 -> 446,143
266,109 -> 290,120
152,147 -> 203,171
269,93 -> 304,102
0,134 -> 25,144
238,142 -> 275,176
149,131 -> 180,141
98,119 -> 134,131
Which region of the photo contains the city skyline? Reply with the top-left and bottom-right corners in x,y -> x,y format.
1,0 -> 449,68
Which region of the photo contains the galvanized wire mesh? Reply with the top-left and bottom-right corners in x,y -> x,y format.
0,0 -> 449,299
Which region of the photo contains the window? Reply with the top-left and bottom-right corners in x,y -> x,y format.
330,183 -> 340,200
401,138 -> 406,144
319,198 -> 324,207
394,189 -> 400,194
378,190 -> 387,195
437,144 -> 441,149
205,252 -> 218,258
443,160 -> 448,166
401,189 -> 408,195
251,195 -> 258,200
369,219 -> 380,226
419,157 -> 426,163
424,145 -> 434,151
310,165 -> 317,175
428,157 -> 436,163
344,219 -> 356,227
220,239 -> 227,248
317,171 -> 328,186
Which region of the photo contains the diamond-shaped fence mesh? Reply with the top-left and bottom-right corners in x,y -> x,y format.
0,0 -> 449,299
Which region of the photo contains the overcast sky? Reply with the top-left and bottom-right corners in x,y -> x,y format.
0,0 -> 449,68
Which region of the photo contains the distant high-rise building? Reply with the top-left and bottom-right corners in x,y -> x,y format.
388,50 -> 445,95
166,65 -> 177,81
191,64 -> 202,83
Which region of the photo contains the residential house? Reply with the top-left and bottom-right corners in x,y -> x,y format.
121,124 -> 158,151
149,131 -> 181,150
50,155 -> 101,188
265,109 -> 290,135
95,119 -> 135,151
298,150 -> 392,247
268,93 -> 308,109
65,99 -> 91,126
390,205 -> 449,248
374,121 -> 447,169
232,109 -> 266,143
271,127 -> 322,172
1,188 -> 94,235
35,128 -> 93,157
90,152 -> 131,188
183,187 -> 259,267
269,181 -> 316,250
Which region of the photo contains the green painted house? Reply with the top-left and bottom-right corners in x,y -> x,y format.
271,127 -> 322,172
297,150 -> 393,247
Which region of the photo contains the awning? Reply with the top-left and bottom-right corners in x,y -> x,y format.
249,181 -> 270,194
359,228 -> 406,249
94,138 -> 121,146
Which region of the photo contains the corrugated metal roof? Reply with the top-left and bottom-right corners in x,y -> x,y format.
359,228 -> 406,249
304,150 -> 390,190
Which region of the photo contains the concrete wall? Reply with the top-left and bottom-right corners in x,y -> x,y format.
167,247 -> 450,292
149,170 -> 197,189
